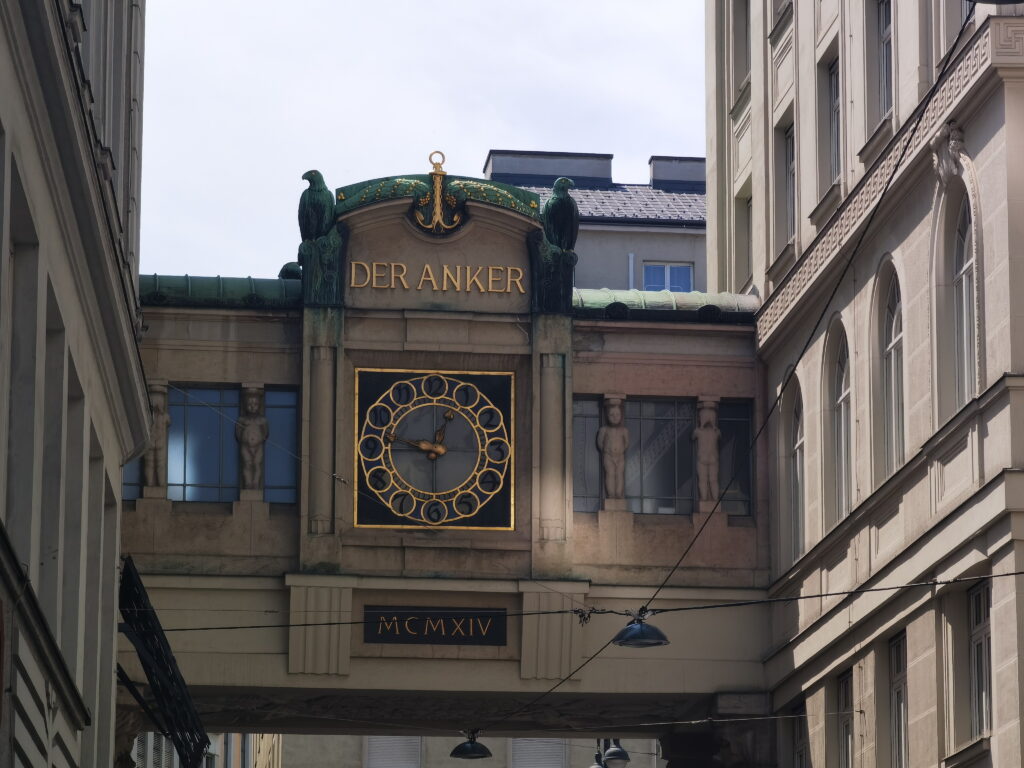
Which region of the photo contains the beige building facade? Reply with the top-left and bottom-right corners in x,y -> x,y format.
708,1 -> 1024,765
0,0 -> 150,766
120,155 -> 772,762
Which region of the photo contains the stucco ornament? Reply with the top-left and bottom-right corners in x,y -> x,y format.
693,401 -> 721,502
597,396 -> 629,500
931,121 -> 965,187
236,387 -> 268,490
144,387 -> 170,488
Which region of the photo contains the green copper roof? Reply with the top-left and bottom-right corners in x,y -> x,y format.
572,288 -> 759,322
139,275 -> 301,309
335,174 -> 541,220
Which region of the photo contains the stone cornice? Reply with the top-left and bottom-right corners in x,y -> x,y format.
755,18 -> 1017,348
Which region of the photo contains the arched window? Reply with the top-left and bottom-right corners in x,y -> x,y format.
953,198 -> 975,408
791,394 -> 805,559
834,335 -> 852,519
883,277 -> 904,474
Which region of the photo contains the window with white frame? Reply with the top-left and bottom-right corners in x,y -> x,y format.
833,334 -> 852,519
643,263 -> 693,292
784,125 -> 796,241
883,276 -> 904,475
366,736 -> 422,768
838,670 -> 854,768
790,393 -> 805,560
969,581 -> 992,738
509,739 -> 568,768
878,0 -> 893,117
890,632 -> 909,768
828,59 -> 842,183
953,198 -> 976,409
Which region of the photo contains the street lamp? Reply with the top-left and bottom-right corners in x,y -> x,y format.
590,739 -> 631,768
611,607 -> 670,648
450,730 -> 492,760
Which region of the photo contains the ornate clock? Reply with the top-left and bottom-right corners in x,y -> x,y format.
355,369 -> 514,528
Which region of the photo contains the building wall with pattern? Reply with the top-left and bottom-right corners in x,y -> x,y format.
708,1 -> 1024,764
0,0 -> 150,766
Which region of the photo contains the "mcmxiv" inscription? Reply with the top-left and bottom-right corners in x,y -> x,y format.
363,606 -> 507,646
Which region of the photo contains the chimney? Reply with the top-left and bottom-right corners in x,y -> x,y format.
649,156 -> 706,192
483,150 -> 613,187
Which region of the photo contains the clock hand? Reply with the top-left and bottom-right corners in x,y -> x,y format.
432,409 -> 456,446
384,431 -> 448,459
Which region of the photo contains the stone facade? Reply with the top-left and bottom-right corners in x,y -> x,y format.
120,159 -> 769,760
708,1 -> 1024,764
0,0 -> 149,766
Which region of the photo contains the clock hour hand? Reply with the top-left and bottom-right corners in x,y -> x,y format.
384,431 -> 448,460
432,409 -> 456,446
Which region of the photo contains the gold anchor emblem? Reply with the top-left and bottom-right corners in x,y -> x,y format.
414,150 -> 462,233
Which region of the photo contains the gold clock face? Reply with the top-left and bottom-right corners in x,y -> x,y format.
355,370 -> 514,528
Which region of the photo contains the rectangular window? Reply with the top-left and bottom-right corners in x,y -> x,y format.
792,704 -> 808,768
878,0 -> 893,117
828,59 -> 842,183
624,399 -> 697,515
264,389 -> 299,503
167,387 -> 240,502
643,263 -> 694,293
572,398 -> 602,513
123,456 -> 142,501
784,125 -> 796,241
509,739 -> 567,768
718,401 -> 753,515
890,632 -> 909,768
366,736 -> 421,768
838,670 -> 854,768
969,581 -> 992,738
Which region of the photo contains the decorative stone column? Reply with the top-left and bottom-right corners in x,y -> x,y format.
695,395 -> 721,513
236,383 -> 267,502
308,347 -> 335,534
142,380 -> 169,498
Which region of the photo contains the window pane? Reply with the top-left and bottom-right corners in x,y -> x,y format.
643,265 -> 666,291
266,402 -> 299,499
572,398 -> 601,512
123,457 -> 142,501
167,404 -> 186,485
668,265 -> 693,292
719,401 -> 752,514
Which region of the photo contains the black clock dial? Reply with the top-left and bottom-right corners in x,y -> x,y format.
355,370 -> 514,528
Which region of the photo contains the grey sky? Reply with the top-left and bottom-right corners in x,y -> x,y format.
140,1 -> 705,278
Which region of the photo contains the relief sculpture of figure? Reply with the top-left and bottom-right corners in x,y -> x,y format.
596,396 -> 629,500
236,388 -> 269,490
143,388 -> 170,488
693,403 -> 721,502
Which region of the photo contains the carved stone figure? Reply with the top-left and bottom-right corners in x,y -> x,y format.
527,228 -> 577,314
144,387 -> 170,488
693,402 -> 721,502
236,387 -> 269,490
931,121 -> 965,187
542,177 -> 580,252
299,169 -> 336,242
596,396 -> 629,500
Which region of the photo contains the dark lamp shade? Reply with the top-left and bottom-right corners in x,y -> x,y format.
603,743 -> 632,768
451,737 -> 493,760
611,619 -> 670,648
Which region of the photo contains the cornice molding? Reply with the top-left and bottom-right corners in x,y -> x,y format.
755,19 -> 1008,348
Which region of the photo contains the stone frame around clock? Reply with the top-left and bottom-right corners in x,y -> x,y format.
353,367 -> 516,530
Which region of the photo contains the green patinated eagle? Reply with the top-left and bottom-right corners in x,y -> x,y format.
542,176 -> 579,252
298,170 -> 335,242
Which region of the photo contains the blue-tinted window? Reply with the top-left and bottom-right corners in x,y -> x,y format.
167,387 -> 239,502
572,399 -> 601,512
123,457 -> 142,501
264,389 -> 299,503
643,263 -> 693,293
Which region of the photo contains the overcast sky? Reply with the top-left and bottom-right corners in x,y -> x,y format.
139,2 -> 705,278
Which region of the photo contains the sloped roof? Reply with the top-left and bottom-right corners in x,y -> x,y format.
522,183 -> 705,227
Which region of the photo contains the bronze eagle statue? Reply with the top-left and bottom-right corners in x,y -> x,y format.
298,169 -> 335,242
542,176 -> 579,252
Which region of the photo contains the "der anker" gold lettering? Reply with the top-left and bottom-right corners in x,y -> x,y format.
350,261 -> 525,294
